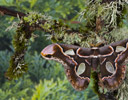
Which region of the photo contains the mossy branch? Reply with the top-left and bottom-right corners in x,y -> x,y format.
5,20 -> 33,79
0,0 -> 128,100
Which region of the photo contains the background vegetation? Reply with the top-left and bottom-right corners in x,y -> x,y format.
0,0 -> 128,100
0,0 -> 99,100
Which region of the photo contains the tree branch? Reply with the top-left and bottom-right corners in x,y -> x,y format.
0,6 -> 26,18
0,6 -> 81,36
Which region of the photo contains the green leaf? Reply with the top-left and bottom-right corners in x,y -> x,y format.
29,0 -> 37,8
98,5 -> 103,17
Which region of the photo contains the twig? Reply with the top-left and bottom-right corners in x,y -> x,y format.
0,6 -> 26,18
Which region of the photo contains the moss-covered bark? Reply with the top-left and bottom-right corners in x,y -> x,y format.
1,0 -> 128,99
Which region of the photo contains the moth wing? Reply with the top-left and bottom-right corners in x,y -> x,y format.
41,43 -> 91,91
99,42 -> 128,90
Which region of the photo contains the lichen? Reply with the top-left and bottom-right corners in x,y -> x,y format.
78,0 -> 128,47
103,27 -> 128,43
5,20 -> 32,79
5,2 -> 128,100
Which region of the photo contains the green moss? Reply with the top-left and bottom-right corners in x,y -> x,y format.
78,0 -> 127,46
6,20 -> 32,79
91,71 -> 100,96
6,1 -> 128,81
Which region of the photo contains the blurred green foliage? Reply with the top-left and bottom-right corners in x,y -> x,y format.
0,76 -> 33,100
0,0 -> 128,100
0,51 -> 12,86
0,0 -> 98,98
31,78 -> 98,100
0,50 -> 98,100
